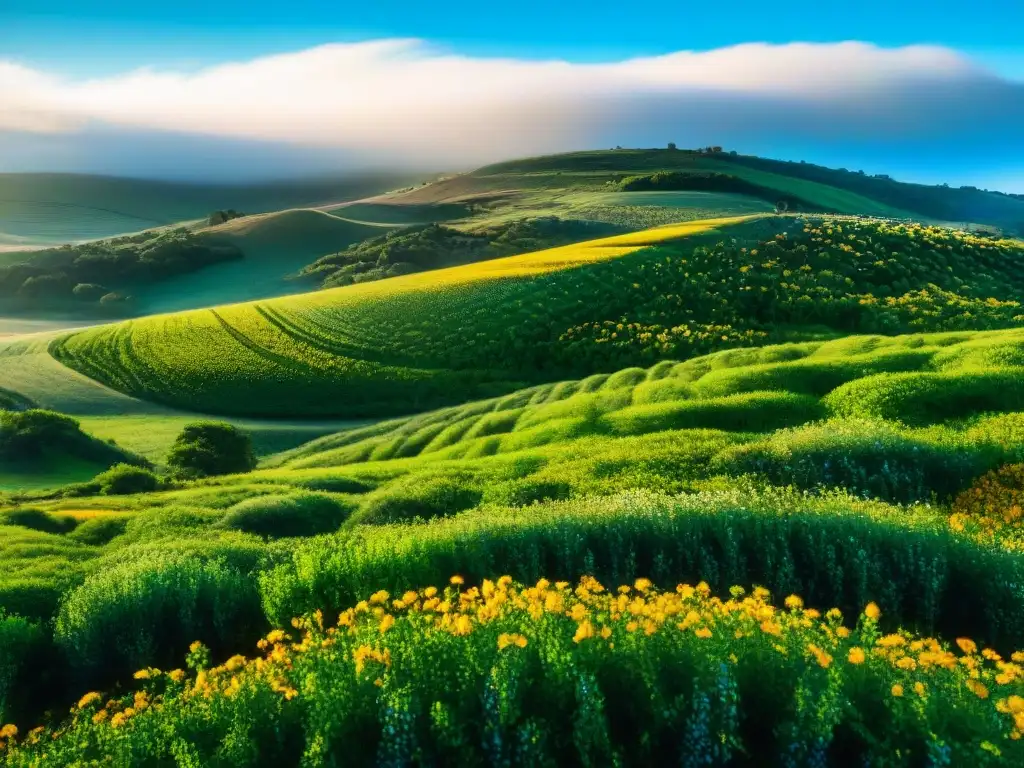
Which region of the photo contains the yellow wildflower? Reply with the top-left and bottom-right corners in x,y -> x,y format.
573,620 -> 595,643
77,692 -> 102,710
956,638 -> 978,655
891,684 -> 904,697
848,647 -> 866,665
864,602 -> 881,621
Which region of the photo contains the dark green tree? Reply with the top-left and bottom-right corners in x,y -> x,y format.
166,422 -> 256,478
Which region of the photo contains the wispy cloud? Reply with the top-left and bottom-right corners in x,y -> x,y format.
1,39 -> 1021,179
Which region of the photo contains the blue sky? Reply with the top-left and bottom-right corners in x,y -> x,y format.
1,1 -> 1023,189
4,0 -> 1023,75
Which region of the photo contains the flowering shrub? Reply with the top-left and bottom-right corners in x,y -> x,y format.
951,464 -> 1024,549
5,577 -> 1023,766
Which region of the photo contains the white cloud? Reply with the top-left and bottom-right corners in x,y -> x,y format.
0,39 -> 1004,167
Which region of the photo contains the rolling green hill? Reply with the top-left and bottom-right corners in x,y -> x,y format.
48,215 -> 1024,418
0,172 -> 420,247
394,148 -> 1022,234
49,216 -> 771,417
6,324 -> 1024,761
7,151 -> 1024,763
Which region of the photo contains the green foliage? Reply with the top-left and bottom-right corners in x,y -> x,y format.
0,228 -> 242,307
826,369 -> 1024,425
713,420 -> 997,503
0,508 -> 77,535
54,553 -> 268,691
93,463 -> 160,495
0,612 -> 45,725
620,170 -> 816,210
0,409 -> 142,468
262,491 -> 1024,651
218,492 -> 354,538
356,476 -> 483,524
66,517 -> 128,546
51,217 -> 1024,418
166,422 -> 257,478
304,217 -> 627,289
10,577 -> 1024,766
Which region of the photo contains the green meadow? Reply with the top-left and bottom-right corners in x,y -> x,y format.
4,150 -> 1024,765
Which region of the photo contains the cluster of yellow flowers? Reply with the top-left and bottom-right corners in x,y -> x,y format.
6,575 -> 1024,752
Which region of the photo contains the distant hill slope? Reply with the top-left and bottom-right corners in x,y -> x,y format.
134,210 -> 398,314
400,149 -> 1022,234
48,215 -> 1024,419
0,172 -> 420,246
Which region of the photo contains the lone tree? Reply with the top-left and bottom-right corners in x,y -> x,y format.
667,142 -> 677,151
775,200 -> 790,215
166,422 -> 256,478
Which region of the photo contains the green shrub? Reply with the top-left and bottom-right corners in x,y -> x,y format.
603,392 -> 823,435
0,508 -> 78,535
0,611 -> 48,725
826,369 -> 1024,425
290,475 -> 375,494
94,463 -> 160,495
219,492 -> 354,538
357,476 -> 483,524
483,478 -> 574,507
67,517 -> 128,546
262,491 -> 1024,652
54,554 -> 267,691
166,422 -> 256,478
712,420 -> 995,503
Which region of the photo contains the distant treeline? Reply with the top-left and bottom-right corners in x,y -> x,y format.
0,229 -> 242,309
302,217 -> 628,288
618,171 -> 815,210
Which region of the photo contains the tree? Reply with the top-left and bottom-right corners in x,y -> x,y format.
166,422 -> 256,478
667,142 -> 677,151
775,200 -> 790,215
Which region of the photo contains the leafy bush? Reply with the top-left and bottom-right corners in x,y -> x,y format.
0,409 -> 143,468
603,392 -> 823,435
712,420 -> 996,503
219,492 -> 354,538
290,475 -> 375,494
950,464 -> 1024,546
0,612 -> 44,725
357,476 -> 483,524
93,463 -> 160,495
0,228 -> 241,306
262,491 -> 1024,652
67,517 -> 128,546
825,369 -> 1024,425
482,478 -> 574,507
166,422 -> 256,478
0,509 -> 77,535
54,554 -> 267,691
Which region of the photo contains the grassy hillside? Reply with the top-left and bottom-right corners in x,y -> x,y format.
717,153 -> 1024,234
5,326 -> 1024,760
466,148 -> 1024,233
50,216 -> 770,417
134,210 -> 397,314
7,151 -> 1024,763
0,172 -> 420,247
49,216 -> 1024,418
0,337 -> 365,470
